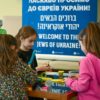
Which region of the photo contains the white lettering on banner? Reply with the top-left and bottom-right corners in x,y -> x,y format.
49,42 -> 55,47
40,15 -> 57,21
38,34 -> 62,40
65,24 -> 79,30
58,15 -> 76,21
37,41 -> 80,48
66,0 -> 89,3
61,5 -> 90,11
29,0 -> 90,3
28,6 -> 37,12
40,15 -> 76,22
28,5 -> 90,12
56,42 -> 80,48
37,42 -> 48,47
38,34 -> 78,40
63,34 -> 70,40
38,5 -> 59,11
38,23 -> 64,30
58,0 -> 65,3
29,0 -> 56,3
70,34 -> 78,40
28,5 -> 60,12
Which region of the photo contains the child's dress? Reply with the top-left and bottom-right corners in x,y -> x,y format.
0,59 -> 37,100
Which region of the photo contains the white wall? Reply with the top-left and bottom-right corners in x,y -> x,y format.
0,0 -> 22,35
0,0 -> 22,18
3,16 -> 22,36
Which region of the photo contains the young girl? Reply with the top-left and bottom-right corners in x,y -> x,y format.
65,22 -> 100,100
0,34 -> 37,100
16,26 -> 50,72
16,26 -> 50,100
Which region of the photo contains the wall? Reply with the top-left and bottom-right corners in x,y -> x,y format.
98,0 -> 100,21
0,0 -> 22,18
0,0 -> 22,36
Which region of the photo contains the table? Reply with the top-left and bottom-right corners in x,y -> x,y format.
27,88 -> 77,100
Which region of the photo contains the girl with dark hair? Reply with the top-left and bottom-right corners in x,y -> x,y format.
0,34 -> 37,100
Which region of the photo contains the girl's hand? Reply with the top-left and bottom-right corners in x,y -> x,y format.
64,78 -> 68,82
74,74 -> 79,78
64,74 -> 79,83
70,74 -> 79,78
36,63 -> 51,71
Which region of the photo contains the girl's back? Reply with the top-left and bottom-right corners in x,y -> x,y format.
0,59 -> 37,100
0,34 -> 37,100
78,53 -> 100,100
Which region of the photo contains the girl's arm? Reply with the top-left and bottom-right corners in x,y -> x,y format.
65,58 -> 91,92
36,63 -> 51,71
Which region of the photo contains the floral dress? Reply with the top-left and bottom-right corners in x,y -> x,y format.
0,59 -> 37,100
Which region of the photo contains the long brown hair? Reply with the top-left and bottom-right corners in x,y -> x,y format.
78,22 -> 100,58
78,28 -> 86,46
0,34 -> 18,75
16,26 -> 37,47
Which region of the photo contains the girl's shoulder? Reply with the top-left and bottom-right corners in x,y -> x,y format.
18,49 -> 33,58
16,58 -> 27,69
80,53 -> 99,66
19,49 -> 33,54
